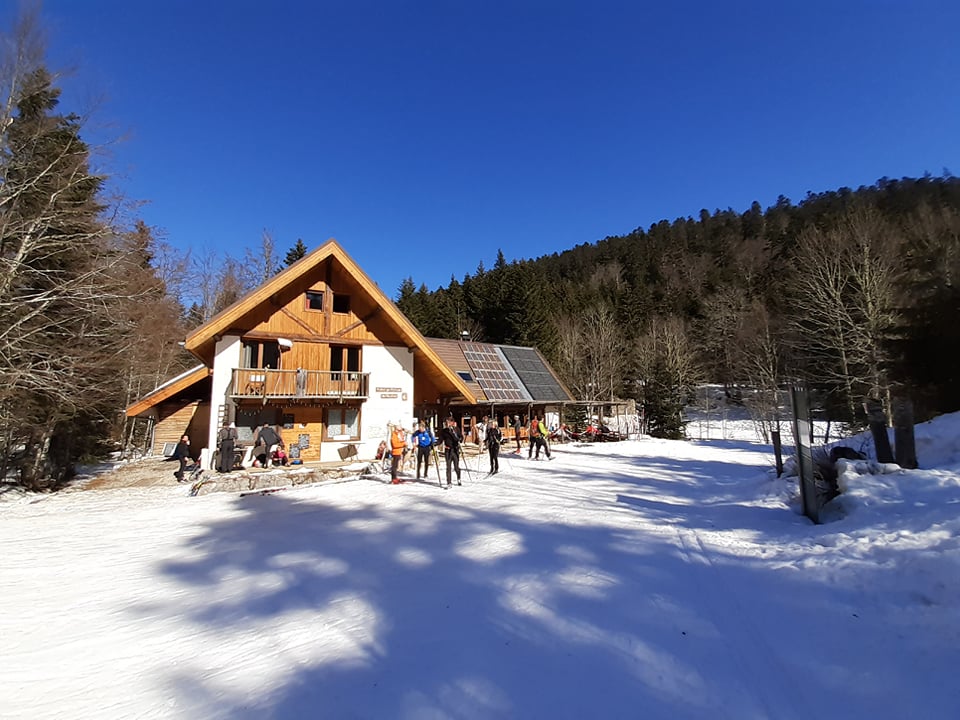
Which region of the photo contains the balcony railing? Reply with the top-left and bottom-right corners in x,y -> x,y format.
231,368 -> 369,401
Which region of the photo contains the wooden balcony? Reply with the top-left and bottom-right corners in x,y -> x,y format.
231,368 -> 369,401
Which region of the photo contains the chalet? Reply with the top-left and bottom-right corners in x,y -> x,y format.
126,240 -> 574,465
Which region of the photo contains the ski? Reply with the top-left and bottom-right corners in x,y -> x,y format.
239,484 -> 294,497
188,468 -> 209,496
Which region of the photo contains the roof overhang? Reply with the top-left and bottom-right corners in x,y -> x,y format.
125,365 -> 210,418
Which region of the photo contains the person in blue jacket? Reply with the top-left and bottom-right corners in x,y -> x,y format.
411,421 -> 436,479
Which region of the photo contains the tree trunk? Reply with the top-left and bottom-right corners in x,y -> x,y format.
893,397 -> 918,469
864,398 -> 894,463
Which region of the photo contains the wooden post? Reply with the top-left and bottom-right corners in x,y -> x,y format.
893,397 -> 918,469
771,428 -> 784,477
864,398 -> 894,464
790,385 -> 820,523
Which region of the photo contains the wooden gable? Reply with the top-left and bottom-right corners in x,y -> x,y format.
184,239 -> 478,403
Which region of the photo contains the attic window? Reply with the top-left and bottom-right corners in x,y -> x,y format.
305,291 -> 323,311
332,294 -> 350,313
457,372 -> 473,382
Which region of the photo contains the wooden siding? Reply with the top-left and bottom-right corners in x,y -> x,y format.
153,400 -> 208,456
244,270 -> 400,348
278,407 -> 325,463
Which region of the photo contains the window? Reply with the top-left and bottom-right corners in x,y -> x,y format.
242,340 -> 280,369
305,291 -> 324,311
325,407 -> 360,440
457,371 -> 473,382
330,346 -> 361,380
332,294 -> 350,313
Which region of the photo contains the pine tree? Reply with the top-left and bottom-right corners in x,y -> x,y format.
284,238 -> 308,266
0,19 -> 151,486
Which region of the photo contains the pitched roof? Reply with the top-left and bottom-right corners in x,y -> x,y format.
183,239 -> 478,404
125,365 -> 210,417
422,338 -> 575,404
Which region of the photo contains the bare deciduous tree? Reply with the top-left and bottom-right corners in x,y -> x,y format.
244,228 -> 281,286
634,316 -> 703,438
553,304 -> 627,401
782,208 -> 902,424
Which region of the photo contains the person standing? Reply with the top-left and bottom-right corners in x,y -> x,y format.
512,415 -> 523,453
537,416 -> 552,460
486,419 -> 502,475
438,416 -> 462,486
476,416 -> 487,448
528,415 -> 540,459
173,434 -> 191,482
216,421 -> 238,473
529,415 -> 551,460
389,422 -> 407,484
404,422 -> 417,472
412,421 -> 435,479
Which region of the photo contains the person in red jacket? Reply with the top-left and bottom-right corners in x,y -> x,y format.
389,422 -> 407,484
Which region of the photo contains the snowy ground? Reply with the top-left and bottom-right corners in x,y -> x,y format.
3,416 -> 959,719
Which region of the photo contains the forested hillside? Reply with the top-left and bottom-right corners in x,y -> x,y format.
397,175 -> 960,436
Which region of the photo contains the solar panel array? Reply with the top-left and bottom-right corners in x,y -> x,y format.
499,346 -> 571,401
461,343 -> 529,401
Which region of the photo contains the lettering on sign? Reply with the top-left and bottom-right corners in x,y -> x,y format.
380,393 -> 399,399
375,387 -> 402,393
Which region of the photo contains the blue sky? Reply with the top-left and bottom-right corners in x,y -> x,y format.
26,0 -> 960,297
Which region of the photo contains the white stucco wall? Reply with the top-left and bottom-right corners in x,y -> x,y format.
208,336 -> 242,464
344,344 -> 414,460
204,338 -> 413,464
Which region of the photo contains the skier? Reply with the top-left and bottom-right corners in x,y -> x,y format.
528,415 -> 540,459
529,415 -> 551,460
412,421 -> 435,479
437,416 -> 463,486
173,434 -> 191,482
512,415 -> 523,453
389,422 -> 407,484
476,416 -> 487,448
537,416 -> 552,460
486,419 -> 502,474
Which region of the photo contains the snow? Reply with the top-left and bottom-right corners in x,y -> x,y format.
3,415 -> 960,719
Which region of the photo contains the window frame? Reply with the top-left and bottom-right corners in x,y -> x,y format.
241,339 -> 281,369
324,405 -> 361,441
305,290 -> 324,312
330,345 -> 361,381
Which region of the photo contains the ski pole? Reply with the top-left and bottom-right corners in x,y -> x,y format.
458,444 -> 471,483
432,443 -> 443,487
